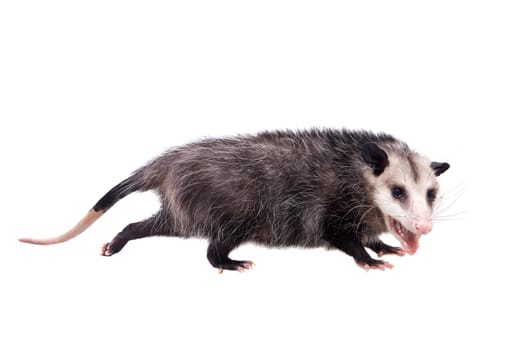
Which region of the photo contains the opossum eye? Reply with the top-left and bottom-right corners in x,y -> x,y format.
391,186 -> 406,200
427,188 -> 437,204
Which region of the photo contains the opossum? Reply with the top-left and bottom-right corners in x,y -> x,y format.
20,129 -> 450,271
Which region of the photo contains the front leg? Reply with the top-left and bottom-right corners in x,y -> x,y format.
324,229 -> 393,271
367,240 -> 405,257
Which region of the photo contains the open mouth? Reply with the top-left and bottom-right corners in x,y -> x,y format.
388,217 -> 421,255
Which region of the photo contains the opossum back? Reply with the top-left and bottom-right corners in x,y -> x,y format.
156,133 -> 341,245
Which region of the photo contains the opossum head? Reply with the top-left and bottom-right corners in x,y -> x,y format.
361,142 -> 449,255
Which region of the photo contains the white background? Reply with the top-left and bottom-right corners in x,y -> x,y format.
1,1 -> 524,349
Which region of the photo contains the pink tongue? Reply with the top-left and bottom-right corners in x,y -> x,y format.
403,233 -> 420,255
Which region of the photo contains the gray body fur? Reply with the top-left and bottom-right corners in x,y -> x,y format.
131,129 -> 397,247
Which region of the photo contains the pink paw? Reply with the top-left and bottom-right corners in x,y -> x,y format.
236,260 -> 255,272
358,261 -> 394,271
100,242 -> 113,256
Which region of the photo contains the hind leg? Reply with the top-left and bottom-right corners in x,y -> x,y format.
206,240 -> 254,272
101,212 -> 172,256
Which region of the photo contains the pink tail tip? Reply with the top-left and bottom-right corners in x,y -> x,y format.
19,237 -> 43,244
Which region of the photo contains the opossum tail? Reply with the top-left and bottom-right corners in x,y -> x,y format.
19,171 -> 151,245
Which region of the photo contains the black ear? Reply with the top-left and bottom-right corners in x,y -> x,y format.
361,142 -> 389,176
431,161 -> 450,176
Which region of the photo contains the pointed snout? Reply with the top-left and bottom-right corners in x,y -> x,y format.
413,220 -> 433,235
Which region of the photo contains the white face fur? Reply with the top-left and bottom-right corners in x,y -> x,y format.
363,144 -> 448,255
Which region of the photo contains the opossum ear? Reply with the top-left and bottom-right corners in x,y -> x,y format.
362,142 -> 389,176
430,162 -> 450,176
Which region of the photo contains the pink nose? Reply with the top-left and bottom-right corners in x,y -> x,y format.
413,221 -> 433,235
